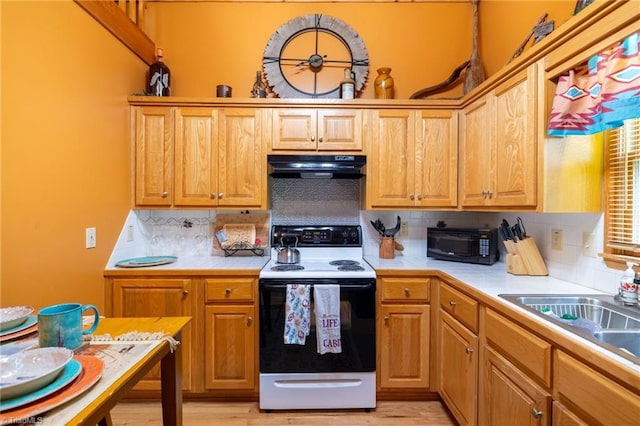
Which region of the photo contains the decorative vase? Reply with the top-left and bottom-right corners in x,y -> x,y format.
374,67 -> 394,99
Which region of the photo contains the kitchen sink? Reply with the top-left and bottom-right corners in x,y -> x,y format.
498,294 -> 640,363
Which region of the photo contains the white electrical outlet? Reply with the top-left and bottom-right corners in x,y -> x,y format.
86,227 -> 96,249
551,229 -> 563,251
400,221 -> 409,237
126,225 -> 134,242
582,232 -> 597,257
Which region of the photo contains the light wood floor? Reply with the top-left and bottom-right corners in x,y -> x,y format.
110,400 -> 456,425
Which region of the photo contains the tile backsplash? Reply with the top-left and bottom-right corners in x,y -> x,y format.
110,174 -> 618,295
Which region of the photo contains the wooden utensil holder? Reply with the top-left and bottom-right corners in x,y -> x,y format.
504,237 -> 548,276
379,237 -> 395,259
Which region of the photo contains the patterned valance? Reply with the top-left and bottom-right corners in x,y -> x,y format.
548,31 -> 640,136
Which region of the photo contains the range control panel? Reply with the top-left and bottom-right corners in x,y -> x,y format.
271,225 -> 362,247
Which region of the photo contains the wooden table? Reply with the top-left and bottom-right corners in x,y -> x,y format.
1,317 -> 191,426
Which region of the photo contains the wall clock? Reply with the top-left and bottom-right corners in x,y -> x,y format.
263,14 -> 369,99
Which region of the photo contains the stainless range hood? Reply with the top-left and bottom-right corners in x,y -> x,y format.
268,154 -> 366,179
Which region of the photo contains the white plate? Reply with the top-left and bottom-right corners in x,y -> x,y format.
0,307 -> 34,332
0,347 -> 74,400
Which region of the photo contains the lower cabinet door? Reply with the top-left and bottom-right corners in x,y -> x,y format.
480,346 -> 551,426
204,304 -> 256,390
439,311 -> 478,426
111,278 -> 193,391
379,304 -> 430,389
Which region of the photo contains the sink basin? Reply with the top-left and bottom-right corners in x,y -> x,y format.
593,330 -> 640,358
498,294 -> 640,364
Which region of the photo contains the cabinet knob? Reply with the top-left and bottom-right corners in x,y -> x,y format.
311,135 -> 315,142
531,408 -> 543,419
162,191 -> 169,198
218,193 -> 223,198
403,288 -> 410,296
247,316 -> 253,325
318,136 -> 323,143
465,347 -> 474,355
417,194 -> 423,200
182,290 -> 189,296
225,288 -> 232,296
210,193 -> 216,199
384,316 -> 389,323
449,300 -> 457,307
409,194 -> 415,200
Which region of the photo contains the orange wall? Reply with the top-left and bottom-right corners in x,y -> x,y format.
0,1 -> 577,313
1,1 -> 145,312
144,1 -> 575,99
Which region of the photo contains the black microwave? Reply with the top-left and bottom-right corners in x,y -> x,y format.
427,227 -> 499,265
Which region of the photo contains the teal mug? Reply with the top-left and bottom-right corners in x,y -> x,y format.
38,303 -> 100,350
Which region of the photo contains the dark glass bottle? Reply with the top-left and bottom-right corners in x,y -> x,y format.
251,71 -> 267,98
147,48 -> 171,96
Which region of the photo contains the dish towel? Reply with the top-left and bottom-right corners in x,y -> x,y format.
314,285 -> 342,354
284,284 -> 310,345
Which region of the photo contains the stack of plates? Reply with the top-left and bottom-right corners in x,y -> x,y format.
0,307 -> 37,343
0,348 -> 104,421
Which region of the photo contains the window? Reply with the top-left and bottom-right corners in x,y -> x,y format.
605,118 -> 640,257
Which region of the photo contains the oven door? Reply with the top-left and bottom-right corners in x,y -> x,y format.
259,278 -> 376,374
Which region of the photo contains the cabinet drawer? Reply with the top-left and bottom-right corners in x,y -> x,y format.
380,277 -> 430,302
439,283 -> 478,332
484,308 -> 552,388
205,278 -> 255,302
555,350 -> 640,426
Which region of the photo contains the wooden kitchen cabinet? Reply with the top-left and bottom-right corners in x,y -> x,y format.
133,106 -> 174,206
109,277 -> 195,391
271,108 -> 362,152
553,350 -> 640,426
366,109 -> 457,209
378,276 -> 431,390
459,63 -> 538,208
481,346 -> 551,426
134,105 -> 267,208
203,277 -> 257,391
438,282 -> 479,426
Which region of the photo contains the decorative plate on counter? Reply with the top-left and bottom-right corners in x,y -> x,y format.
115,256 -> 177,268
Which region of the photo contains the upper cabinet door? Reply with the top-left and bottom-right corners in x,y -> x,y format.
271,108 -> 363,152
416,110 -> 458,208
366,109 -> 416,208
492,65 -> 537,207
134,106 -> 174,206
174,107 -> 218,207
217,108 -> 267,208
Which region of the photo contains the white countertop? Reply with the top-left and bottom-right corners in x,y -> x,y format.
105,254 -> 270,272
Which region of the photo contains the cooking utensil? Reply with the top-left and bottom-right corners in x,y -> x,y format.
500,219 -> 515,242
275,237 -> 301,264
384,216 -> 401,237
516,217 -> 527,238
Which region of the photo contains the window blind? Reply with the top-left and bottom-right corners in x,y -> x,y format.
606,118 -> 640,253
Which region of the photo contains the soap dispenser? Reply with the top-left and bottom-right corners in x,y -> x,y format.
619,262 -> 638,305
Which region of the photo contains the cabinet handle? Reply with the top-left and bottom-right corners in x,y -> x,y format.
531,408 -> 543,419
162,191 -> 169,198
487,190 -> 493,199
465,347 -> 474,355
409,194 -> 415,200
449,300 -> 457,307
225,288 -> 232,296
403,288 -> 410,296
318,136 -> 323,143
417,194 -> 423,200
218,193 -> 223,198
311,135 -> 315,142
210,193 -> 216,199
384,316 -> 389,323
182,290 -> 189,296
247,316 -> 253,325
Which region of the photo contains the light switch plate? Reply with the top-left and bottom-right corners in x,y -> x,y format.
86,227 -> 96,249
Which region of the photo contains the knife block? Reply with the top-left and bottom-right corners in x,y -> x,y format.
504,237 -> 548,276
